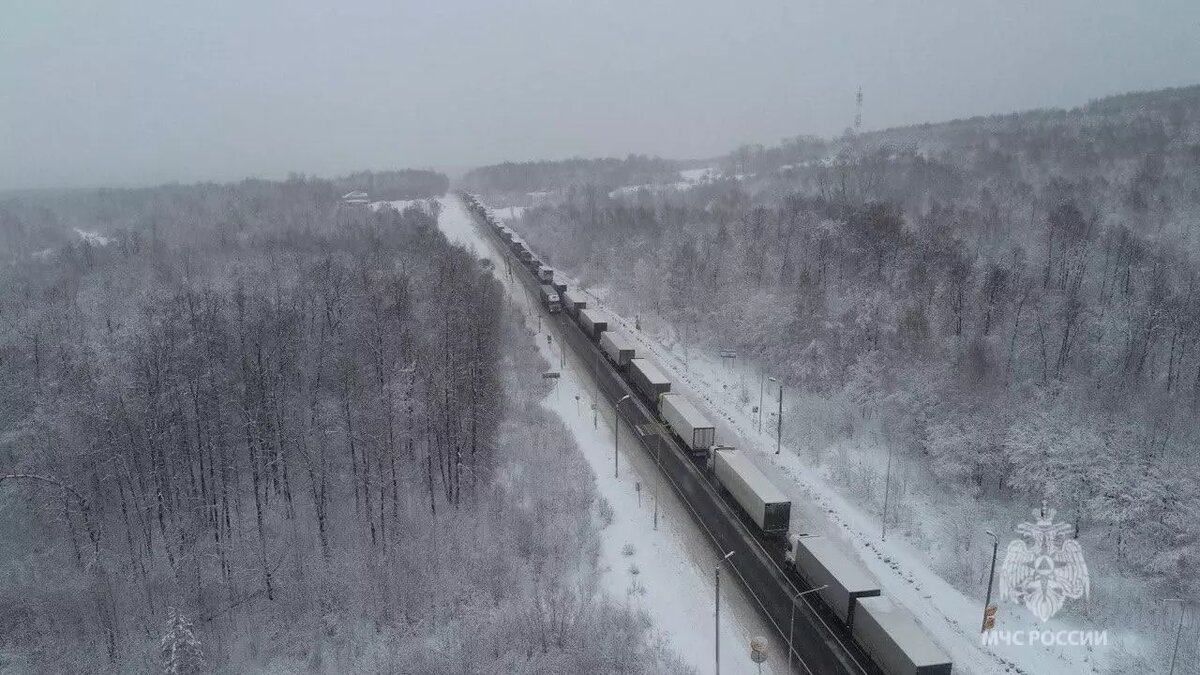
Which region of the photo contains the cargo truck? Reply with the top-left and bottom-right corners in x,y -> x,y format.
551,280 -> 567,294
599,331 -> 636,369
709,448 -> 790,535
851,597 -> 952,675
659,393 -> 716,455
627,358 -> 671,404
785,535 -> 881,626
539,285 -> 561,314
561,290 -> 586,317
537,267 -> 554,283
577,308 -> 608,342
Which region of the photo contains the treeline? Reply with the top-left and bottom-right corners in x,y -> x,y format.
0,182 -> 688,673
461,155 -> 680,194
334,169 -> 449,200
511,84 -> 1200,608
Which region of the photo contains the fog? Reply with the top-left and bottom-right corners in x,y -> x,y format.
3,0 -> 1198,190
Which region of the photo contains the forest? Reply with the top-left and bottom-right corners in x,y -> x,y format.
461,156 -> 680,195
333,170 -> 450,201
0,180 -> 689,673
504,85 -> 1200,652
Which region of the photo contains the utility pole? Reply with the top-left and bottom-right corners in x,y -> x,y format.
654,429 -> 661,531
1166,598 -> 1185,675
775,382 -> 783,455
881,442 -> 894,541
981,531 -> 999,632
715,551 -> 735,675
758,370 -> 765,434
614,395 -> 631,478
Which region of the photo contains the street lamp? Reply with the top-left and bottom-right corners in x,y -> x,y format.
758,371 -> 765,433
881,442 -> 895,541
981,531 -> 999,632
788,585 -> 828,669
653,424 -> 662,531
715,550 -> 735,675
775,380 -> 783,455
1166,598 -> 1185,675
614,394 -> 631,479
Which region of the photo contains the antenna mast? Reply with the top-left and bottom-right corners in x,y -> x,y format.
855,86 -> 863,132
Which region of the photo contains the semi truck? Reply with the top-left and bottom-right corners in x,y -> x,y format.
537,267 -> 554,282
577,308 -> 608,342
786,535 -> 881,626
539,285 -> 561,314
851,597 -> 952,675
561,290 -> 586,317
659,393 -> 716,455
627,358 -> 671,404
599,330 -> 636,369
709,448 -> 790,535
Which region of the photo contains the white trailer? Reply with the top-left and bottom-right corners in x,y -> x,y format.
659,393 -> 716,454
600,330 -> 636,368
710,448 -> 790,535
627,358 -> 671,403
852,597 -> 952,675
786,535 -> 881,626
561,289 -> 586,317
577,308 -> 608,341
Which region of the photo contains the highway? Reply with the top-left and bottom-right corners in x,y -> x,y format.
461,195 -> 884,675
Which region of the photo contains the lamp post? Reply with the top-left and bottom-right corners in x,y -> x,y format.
981,531 -> 999,632
788,585 -> 828,669
715,550 -> 735,675
1166,598 -> 1185,675
758,370 -> 765,433
881,442 -> 894,541
614,394 -> 631,479
775,381 -> 783,455
653,426 -> 662,531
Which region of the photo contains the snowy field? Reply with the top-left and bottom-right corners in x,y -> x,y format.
437,196 -> 779,675
607,166 -> 721,199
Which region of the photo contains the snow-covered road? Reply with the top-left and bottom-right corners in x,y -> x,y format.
435,196 -> 779,675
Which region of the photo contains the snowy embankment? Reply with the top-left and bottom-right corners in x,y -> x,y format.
436,196 -> 776,675
607,167 -> 723,199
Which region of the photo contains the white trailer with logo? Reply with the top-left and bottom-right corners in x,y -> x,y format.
709,448 -> 790,535
659,393 -> 716,455
852,597 -> 952,675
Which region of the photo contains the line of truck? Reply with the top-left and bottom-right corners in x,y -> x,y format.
458,192 -> 953,675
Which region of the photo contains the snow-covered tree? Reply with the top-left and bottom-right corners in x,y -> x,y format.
160,608 -> 203,675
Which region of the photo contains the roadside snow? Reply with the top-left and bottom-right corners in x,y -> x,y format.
436,196 -> 776,675
368,198 -> 432,213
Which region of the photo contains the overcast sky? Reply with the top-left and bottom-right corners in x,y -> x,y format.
3,0 -> 1198,190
